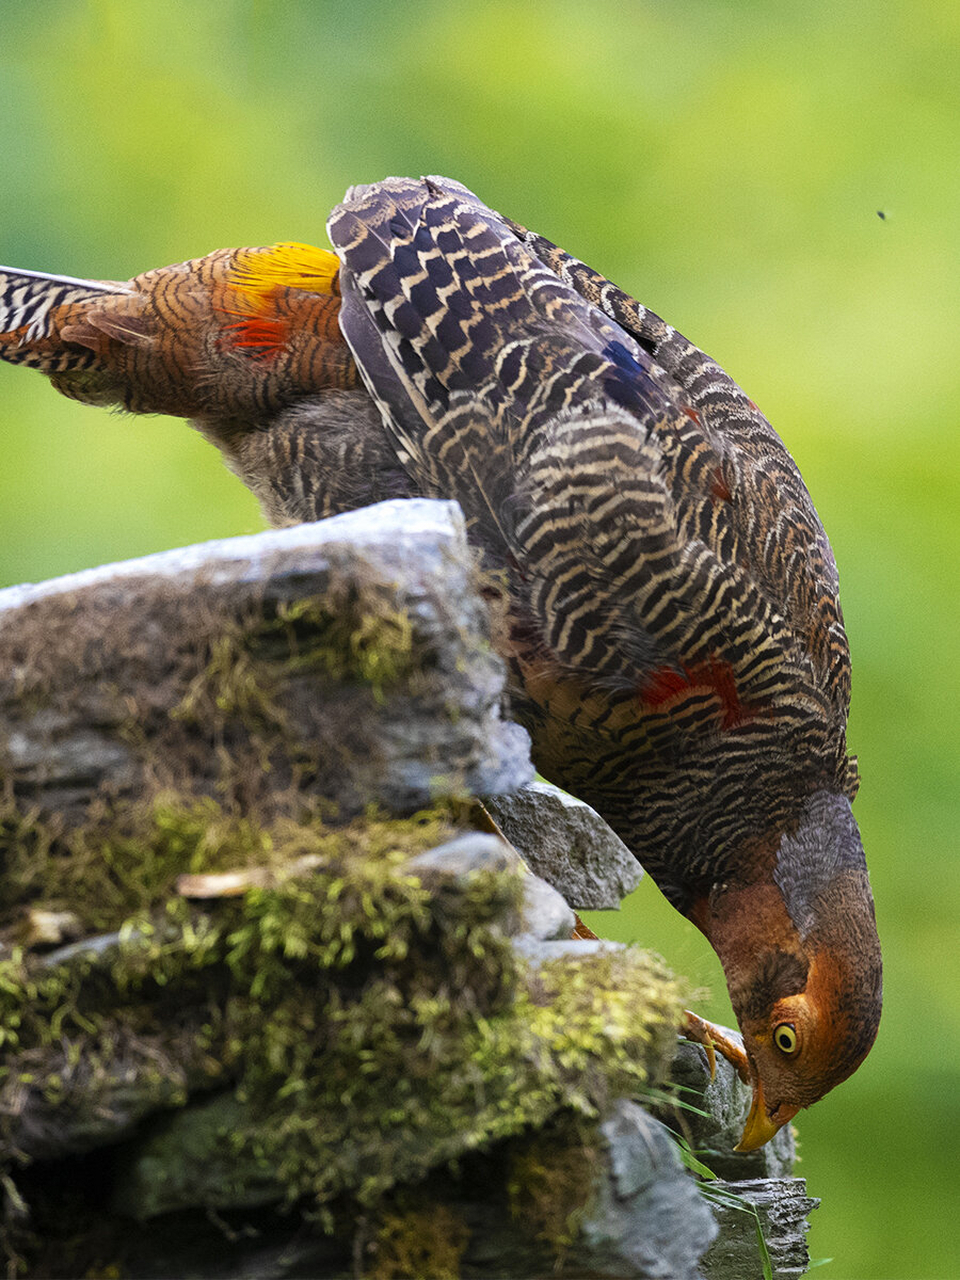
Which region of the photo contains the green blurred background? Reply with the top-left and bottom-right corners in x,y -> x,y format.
0,2 -> 956,1275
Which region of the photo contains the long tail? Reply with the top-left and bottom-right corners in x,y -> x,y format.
0,267 -> 130,375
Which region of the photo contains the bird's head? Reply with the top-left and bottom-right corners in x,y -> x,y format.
733,938 -> 881,1149
694,791 -> 882,1150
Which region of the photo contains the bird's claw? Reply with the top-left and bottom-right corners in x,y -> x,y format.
681,1010 -> 751,1085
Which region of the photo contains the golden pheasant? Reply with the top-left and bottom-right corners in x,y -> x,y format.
0,176 -> 882,1149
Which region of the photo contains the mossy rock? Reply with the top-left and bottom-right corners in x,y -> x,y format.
0,801 -> 686,1275
0,505 -> 728,1276
0,502 -> 532,828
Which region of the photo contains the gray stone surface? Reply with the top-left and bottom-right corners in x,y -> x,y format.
485,780 -> 642,909
0,499 -> 532,819
409,830 -> 577,942
668,1036 -> 796,1180
109,1096 -> 721,1278
1,1032 -> 222,1163
517,867 -> 577,940
701,1178 -> 820,1279
407,831 -> 518,878
57,832 -> 575,1199
511,936 -> 620,963
580,1100 -> 718,1279
653,1037 -> 818,1276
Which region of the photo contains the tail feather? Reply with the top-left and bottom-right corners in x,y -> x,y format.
0,266 -> 129,372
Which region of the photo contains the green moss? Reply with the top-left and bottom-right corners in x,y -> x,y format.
173,626 -> 290,733
370,1202 -> 470,1280
0,792 -> 455,937
212,929 -> 683,1211
0,782 -> 685,1272
0,530 -> 689,1270
220,853 -> 526,1205
0,801 -> 458,1060
527,948 -> 685,1108
173,591 -> 418,735
507,1123 -> 599,1261
268,594 -> 418,697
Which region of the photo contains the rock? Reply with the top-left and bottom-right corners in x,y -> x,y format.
111,1093 -> 280,1221
700,1178 -> 820,1280
7,796 -> 684,1233
668,1036 -> 796,1180
0,499 -> 532,824
409,832 -> 577,941
0,500 -> 818,1278
485,780 -> 642,909
652,1037 -> 819,1276
0,1027 -> 223,1162
517,869 -> 577,941
3,709 -> 136,789
511,936 -> 619,963
579,1101 -> 718,1279
407,831 -> 517,878
107,1104 -> 721,1280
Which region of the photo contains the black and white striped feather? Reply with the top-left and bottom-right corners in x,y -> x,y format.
0,267 -> 127,371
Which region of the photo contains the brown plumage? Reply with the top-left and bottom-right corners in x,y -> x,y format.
0,175 -> 881,1148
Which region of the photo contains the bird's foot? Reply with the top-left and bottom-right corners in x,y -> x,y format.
681,1010 -> 751,1085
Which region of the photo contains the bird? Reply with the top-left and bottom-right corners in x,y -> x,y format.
0,175 -> 882,1150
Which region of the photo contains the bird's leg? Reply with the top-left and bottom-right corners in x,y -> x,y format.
681,1010 -> 751,1084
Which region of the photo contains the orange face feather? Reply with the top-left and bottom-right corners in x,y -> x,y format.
694,842 -> 881,1150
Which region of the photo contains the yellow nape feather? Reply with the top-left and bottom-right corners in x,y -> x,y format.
229,242 -> 340,299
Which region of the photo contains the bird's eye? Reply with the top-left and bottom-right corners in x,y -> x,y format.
773,1023 -> 798,1055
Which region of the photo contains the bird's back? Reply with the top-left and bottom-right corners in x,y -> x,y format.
328,178 -> 856,891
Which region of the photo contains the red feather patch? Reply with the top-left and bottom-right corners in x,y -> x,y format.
221,303 -> 290,361
640,656 -> 756,730
710,466 -> 732,502
219,242 -> 340,362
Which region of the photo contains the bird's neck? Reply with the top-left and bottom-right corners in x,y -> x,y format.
687,790 -> 879,1024
770,790 -> 871,943
691,876 -> 806,1009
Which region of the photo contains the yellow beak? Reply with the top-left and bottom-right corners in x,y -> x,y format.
735,1079 -> 800,1152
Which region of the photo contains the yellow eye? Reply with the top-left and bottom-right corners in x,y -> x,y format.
774,1023 -> 798,1055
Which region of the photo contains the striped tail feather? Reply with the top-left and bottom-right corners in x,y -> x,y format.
0,267 -> 129,373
